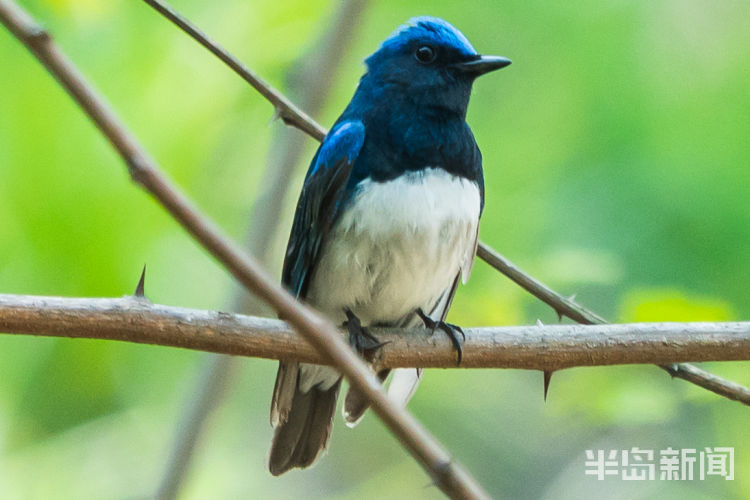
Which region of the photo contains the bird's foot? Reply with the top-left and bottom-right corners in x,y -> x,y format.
344,309 -> 388,359
416,308 -> 465,365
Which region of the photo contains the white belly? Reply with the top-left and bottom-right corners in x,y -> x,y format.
306,167 -> 480,326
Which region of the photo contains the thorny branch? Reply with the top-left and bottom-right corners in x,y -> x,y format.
1,294 -> 749,371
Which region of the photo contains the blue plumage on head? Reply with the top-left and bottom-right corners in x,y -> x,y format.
366,16 -> 477,69
385,17 -> 476,54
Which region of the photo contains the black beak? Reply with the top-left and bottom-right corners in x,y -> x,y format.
457,55 -> 512,76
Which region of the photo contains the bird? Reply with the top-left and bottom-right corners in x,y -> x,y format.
268,16 -> 510,475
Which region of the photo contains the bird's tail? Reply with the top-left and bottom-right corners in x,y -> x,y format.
269,362 -> 341,475
343,368 -> 423,426
342,368 -> 390,426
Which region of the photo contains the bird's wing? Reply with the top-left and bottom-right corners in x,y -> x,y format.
282,120 -> 366,299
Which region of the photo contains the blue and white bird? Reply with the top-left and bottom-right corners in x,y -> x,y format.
269,16 -> 510,475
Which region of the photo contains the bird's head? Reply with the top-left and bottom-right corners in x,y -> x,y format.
362,17 -> 510,117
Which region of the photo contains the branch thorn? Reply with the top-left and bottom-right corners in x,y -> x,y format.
29,25 -> 50,42
269,106 -> 282,125
134,264 -> 147,298
543,370 -> 554,402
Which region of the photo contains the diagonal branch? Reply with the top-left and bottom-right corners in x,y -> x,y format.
476,244 -> 606,325
139,0 -> 750,407
142,0 -> 326,141
0,1 -> 489,498
1,293 -> 749,374
475,244 -> 750,405
159,2 -> 369,498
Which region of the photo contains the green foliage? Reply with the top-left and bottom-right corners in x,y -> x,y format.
1,0 -> 748,498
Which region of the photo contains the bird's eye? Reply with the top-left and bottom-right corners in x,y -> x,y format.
414,45 -> 436,64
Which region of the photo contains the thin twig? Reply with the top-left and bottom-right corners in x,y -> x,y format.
1,294 -> 749,375
159,2 -> 369,497
476,243 -> 607,325
0,2 -> 490,497
142,0 -> 326,141
658,363 -> 750,405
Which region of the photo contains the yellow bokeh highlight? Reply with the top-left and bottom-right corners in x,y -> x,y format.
618,288 -> 734,322
43,0 -> 118,21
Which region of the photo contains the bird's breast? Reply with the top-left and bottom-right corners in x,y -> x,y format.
306,167 -> 481,325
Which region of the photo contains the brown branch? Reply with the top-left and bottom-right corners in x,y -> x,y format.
142,0 -> 326,141
658,363 -> 750,404
476,243 -> 607,325
138,0 -> 750,407
1,294 -> 749,374
0,2 -> 489,498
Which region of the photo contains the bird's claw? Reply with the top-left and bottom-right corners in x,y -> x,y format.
416,308 -> 465,365
344,309 -> 389,358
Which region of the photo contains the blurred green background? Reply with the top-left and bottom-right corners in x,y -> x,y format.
1,0 -> 748,498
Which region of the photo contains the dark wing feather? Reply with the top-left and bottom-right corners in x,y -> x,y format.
282,120 -> 366,299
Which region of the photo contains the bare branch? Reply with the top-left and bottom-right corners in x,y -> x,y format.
659,363 -> 750,405
476,243 -> 606,325
142,0 -> 326,141
0,2 -> 489,497
1,294 -> 749,376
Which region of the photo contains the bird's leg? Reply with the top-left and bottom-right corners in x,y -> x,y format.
416,308 -> 465,365
344,308 -> 388,358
